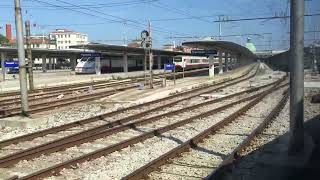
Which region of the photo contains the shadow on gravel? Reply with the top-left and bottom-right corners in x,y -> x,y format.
215,114 -> 320,180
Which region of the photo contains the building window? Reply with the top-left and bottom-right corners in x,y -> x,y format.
68,34 -> 70,38
65,40 -> 68,43
69,40 -> 71,43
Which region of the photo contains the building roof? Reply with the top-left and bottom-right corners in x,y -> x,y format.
182,40 -> 256,58
10,38 -> 51,45
70,43 -> 190,56
50,29 -> 87,35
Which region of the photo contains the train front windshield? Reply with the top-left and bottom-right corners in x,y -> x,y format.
80,57 -> 95,62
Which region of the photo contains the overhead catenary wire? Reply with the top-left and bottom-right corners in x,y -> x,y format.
0,0 -> 159,9
28,0 -> 192,37
212,13 -> 320,22
55,0 -> 193,37
149,1 -> 213,24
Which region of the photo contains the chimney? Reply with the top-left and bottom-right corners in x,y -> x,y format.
6,24 -> 12,41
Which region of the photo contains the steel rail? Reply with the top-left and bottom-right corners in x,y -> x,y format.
0,81 -> 284,168
0,79 -> 135,98
0,68 -> 209,99
0,65 -> 257,148
122,86 -> 288,180
0,84 -> 136,118
0,79 -> 138,106
205,90 -> 289,179
0,83 -> 136,111
16,76 -> 284,180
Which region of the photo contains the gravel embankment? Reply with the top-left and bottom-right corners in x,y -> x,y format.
5,87 -> 260,177
0,65 -> 268,155
148,87 -> 287,180
48,86 -> 286,179
0,64 -> 255,142
223,87 -> 320,180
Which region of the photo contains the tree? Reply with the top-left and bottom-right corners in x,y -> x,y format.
0,34 -> 9,46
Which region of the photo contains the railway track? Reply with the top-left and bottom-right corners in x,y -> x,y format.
0,68 -> 287,179
0,64 -> 257,148
0,68 -> 208,102
0,83 -> 138,118
123,84 -> 288,180
0,68 -> 208,117
0,79 -> 138,106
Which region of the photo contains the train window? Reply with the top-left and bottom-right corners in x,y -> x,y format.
191,59 -> 200,63
174,57 -> 182,62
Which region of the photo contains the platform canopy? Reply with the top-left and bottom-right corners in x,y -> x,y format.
182,40 -> 256,58
71,43 -> 190,56
0,47 -> 86,58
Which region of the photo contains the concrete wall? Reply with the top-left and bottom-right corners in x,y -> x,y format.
265,47 -> 320,72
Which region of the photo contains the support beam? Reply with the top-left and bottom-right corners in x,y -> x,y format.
209,55 -> 215,77
123,53 -> 128,73
53,58 -> 56,69
1,52 -> 6,81
157,56 -> 162,69
48,58 -> 52,70
41,54 -> 47,73
289,0 -> 305,154
225,53 -> 229,72
218,51 -> 223,74
95,56 -> 101,75
71,56 -> 77,71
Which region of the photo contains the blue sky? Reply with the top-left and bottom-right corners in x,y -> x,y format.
0,0 -> 319,50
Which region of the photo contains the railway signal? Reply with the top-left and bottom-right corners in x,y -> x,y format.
141,20 -> 154,89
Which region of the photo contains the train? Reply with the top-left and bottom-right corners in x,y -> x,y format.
173,55 -> 210,71
75,55 -> 214,74
75,55 -> 138,74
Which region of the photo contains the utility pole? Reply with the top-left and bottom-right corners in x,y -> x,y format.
219,15 -> 222,38
148,20 -> 154,89
15,0 -> 29,116
289,0 -> 304,155
218,15 -> 227,40
25,20 -> 34,90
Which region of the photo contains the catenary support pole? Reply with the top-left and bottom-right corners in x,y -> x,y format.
1,53 -> 6,81
289,0 -> 305,154
25,20 -> 34,90
15,0 -> 29,115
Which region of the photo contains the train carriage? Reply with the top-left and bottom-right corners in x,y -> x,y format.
173,55 -> 210,71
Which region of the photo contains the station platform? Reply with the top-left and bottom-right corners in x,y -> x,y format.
0,69 -> 165,92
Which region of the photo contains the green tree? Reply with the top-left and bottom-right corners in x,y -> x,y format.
0,34 -> 9,46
